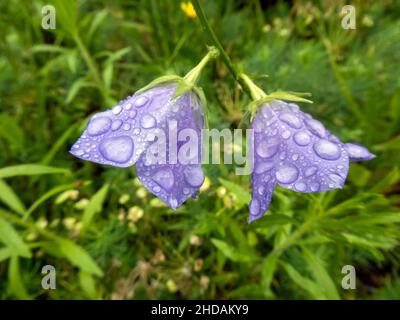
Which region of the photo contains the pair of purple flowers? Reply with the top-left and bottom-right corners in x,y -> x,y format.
70,53 -> 375,223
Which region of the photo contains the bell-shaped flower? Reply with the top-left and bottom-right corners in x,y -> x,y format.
70,48 -> 219,209
249,99 -> 375,223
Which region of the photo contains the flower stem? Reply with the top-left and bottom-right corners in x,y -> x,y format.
191,0 -> 255,99
184,46 -> 219,85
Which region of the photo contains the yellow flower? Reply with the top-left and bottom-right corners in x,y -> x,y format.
180,2 -> 197,19
127,206 -> 144,222
200,176 -> 211,192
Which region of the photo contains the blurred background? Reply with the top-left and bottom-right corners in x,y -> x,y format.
0,0 -> 399,299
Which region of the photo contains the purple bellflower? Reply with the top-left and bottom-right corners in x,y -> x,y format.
249,100 -> 375,223
70,48 -> 219,209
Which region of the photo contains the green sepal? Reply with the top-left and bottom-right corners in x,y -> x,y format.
247,91 -> 313,122
135,75 -> 182,95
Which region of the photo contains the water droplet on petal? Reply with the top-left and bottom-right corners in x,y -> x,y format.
310,182 -> 320,192
281,130 -> 291,139
294,182 -> 307,192
99,136 -> 134,163
255,161 -> 275,174
125,103 -> 132,110
292,154 -> 299,161
276,164 -> 299,184
258,186 -> 265,195
75,149 -> 84,156
249,198 -> 260,216
279,112 -> 302,128
135,96 -> 148,107
123,123 -> 131,131
87,117 -> 111,136
112,105 -> 122,115
256,139 -> 279,158
168,196 -> 178,209
293,131 -> 311,146
305,119 -> 326,138
304,166 -> 318,177
129,110 -> 137,119
152,168 -> 174,190
279,152 -> 287,160
141,114 -> 156,129
153,185 -> 161,193
183,188 -> 190,195
328,173 -> 344,187
111,120 -> 123,131
184,167 -> 204,187
313,140 -> 341,160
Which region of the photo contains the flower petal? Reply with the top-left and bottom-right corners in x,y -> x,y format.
135,91 -> 205,209
250,100 -> 374,222
70,84 -> 176,167
344,143 -> 375,162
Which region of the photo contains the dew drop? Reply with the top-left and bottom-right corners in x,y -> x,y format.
123,123 -> 131,131
125,103 -> 132,110
275,164 -> 299,184
249,198 -> 260,217
294,182 -> 307,192
256,138 -> 279,158
112,105 -> 122,115
87,117 -> 111,136
293,131 -> 311,146
111,119 -> 123,131
310,182 -> 320,192
99,136 -> 134,163
135,96 -> 148,107
313,140 -> 341,160
168,197 -> 178,209
152,168 -> 174,190
281,130 -> 291,139
183,188 -> 190,195
304,166 -> 318,177
305,119 -> 326,138
255,161 -> 275,174
129,110 -> 137,119
153,185 -> 161,193
292,154 -> 299,161
279,112 -> 302,128
141,114 -> 156,129
184,166 -> 204,187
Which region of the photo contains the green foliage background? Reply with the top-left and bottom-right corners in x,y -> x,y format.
0,0 -> 400,299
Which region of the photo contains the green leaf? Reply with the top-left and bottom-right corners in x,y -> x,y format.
0,114 -> 25,152
261,252 -> 279,298
51,0 -> 78,37
0,217 -> 31,258
281,261 -> 325,299
218,178 -> 251,205
0,179 -> 26,215
25,184 -> 75,219
81,184 -> 109,231
302,247 -> 340,300
211,238 -> 257,262
248,214 -> 296,229
8,256 -> 30,299
79,270 -> 98,299
348,163 -> 372,187
0,247 -> 12,262
0,164 -> 69,179
58,238 -> 103,277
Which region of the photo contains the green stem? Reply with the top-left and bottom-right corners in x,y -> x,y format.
191,0 -> 254,99
183,46 -> 219,85
73,34 -> 112,105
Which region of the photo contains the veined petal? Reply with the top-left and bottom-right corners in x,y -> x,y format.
250,100 -> 374,222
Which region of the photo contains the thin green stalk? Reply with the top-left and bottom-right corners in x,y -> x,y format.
73,34 -> 112,105
191,0 -> 254,99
